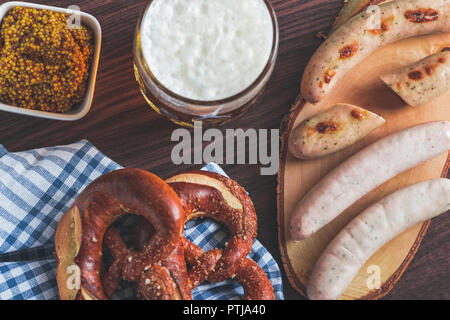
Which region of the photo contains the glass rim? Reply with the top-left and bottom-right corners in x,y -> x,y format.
134,0 -> 280,107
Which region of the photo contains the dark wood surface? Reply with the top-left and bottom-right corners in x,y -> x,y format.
0,0 -> 448,300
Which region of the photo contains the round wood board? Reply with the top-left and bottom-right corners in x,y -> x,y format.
278,33 -> 450,300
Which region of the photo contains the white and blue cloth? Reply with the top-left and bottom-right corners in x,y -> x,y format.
0,140 -> 284,300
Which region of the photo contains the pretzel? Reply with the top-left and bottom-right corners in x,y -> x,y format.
56,169 -> 275,300
133,220 -> 192,300
55,169 -> 185,300
102,226 -> 192,300
167,171 -> 274,300
166,170 -> 258,283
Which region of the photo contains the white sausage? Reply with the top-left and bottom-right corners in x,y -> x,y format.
289,121 -> 450,241
307,178 -> 450,300
331,0 -> 392,32
380,51 -> 450,107
301,0 -> 450,103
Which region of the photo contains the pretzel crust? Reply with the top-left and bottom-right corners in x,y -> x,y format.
182,238 -> 275,300
167,171 -> 274,300
167,170 -> 258,283
55,169 -> 185,300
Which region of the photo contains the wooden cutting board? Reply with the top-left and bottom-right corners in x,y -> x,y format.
278,33 -> 450,300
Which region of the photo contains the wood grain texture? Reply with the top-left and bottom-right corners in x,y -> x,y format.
0,0 -> 447,300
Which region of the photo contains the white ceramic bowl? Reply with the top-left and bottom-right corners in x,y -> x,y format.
0,1 -> 102,121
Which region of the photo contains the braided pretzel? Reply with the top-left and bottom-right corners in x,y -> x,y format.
56,169 -> 275,300
167,171 -> 274,299
55,169 -> 185,300
133,170 -> 274,299
102,226 -> 192,300
166,170 -> 258,283
182,238 -> 275,300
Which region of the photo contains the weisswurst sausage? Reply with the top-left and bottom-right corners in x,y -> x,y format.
301,0 -> 450,103
288,103 -> 385,160
289,121 -> 450,241
307,178 -> 450,300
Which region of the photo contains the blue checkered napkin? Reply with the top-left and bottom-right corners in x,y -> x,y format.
0,140 -> 284,300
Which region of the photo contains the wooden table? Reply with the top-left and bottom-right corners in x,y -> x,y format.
0,0 -> 448,300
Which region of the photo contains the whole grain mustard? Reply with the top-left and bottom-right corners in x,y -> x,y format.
0,7 -> 94,113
